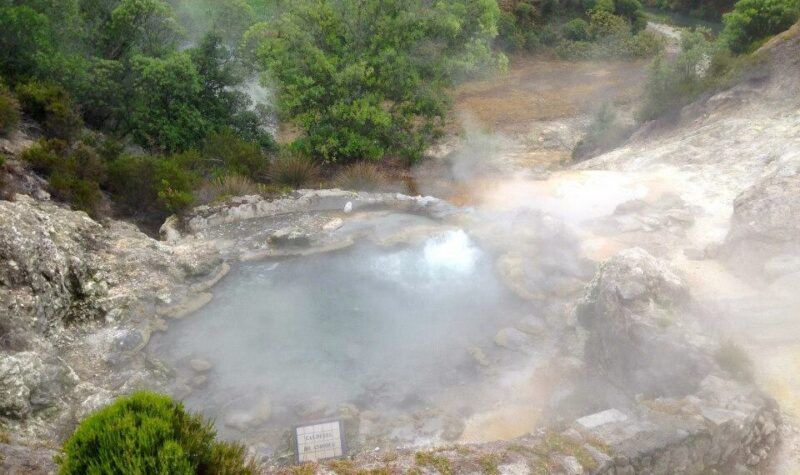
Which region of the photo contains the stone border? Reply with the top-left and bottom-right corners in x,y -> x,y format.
160,189 -> 459,242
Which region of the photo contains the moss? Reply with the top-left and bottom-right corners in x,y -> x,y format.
415,451 -> 453,475
478,454 -> 500,475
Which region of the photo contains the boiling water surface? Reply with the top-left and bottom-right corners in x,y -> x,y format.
150,230 -> 528,443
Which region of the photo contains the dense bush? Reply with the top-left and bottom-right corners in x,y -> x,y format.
107,153 -> 200,218
202,130 -> 269,179
15,82 -> 83,141
0,79 -> 20,136
58,391 -> 256,475
720,0 -> 800,53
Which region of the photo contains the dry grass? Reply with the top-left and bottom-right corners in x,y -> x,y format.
333,162 -> 389,191
453,56 -> 647,134
269,151 -> 320,188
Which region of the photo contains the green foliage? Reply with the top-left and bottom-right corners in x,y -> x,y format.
22,140 -> 106,216
0,80 -> 20,136
107,153 -> 200,218
202,130 -> 269,178
0,6 -> 58,81
720,0 -> 800,53
637,29 -> 724,120
268,150 -> 320,188
58,391 -> 256,475
15,82 -> 83,140
258,0 -> 502,163
556,11 -> 663,58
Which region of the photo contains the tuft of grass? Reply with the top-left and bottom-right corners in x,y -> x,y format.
479,454 -> 500,475
199,173 -> 272,203
289,464 -> 317,475
333,162 -> 388,192
533,432 -> 597,471
269,150 -> 320,188
326,459 -> 390,475
415,451 -> 453,475
714,340 -> 754,382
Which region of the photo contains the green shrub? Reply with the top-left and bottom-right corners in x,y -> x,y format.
268,150 -> 319,188
563,19 -> 591,41
589,9 -> 631,40
107,153 -> 199,217
202,130 -> 268,179
0,79 -> 20,136
58,391 -> 257,475
637,29 -> 722,121
720,0 -> 800,54
334,162 -> 388,191
15,81 -> 82,140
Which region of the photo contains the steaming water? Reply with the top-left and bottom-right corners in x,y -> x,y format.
150,230 -> 529,443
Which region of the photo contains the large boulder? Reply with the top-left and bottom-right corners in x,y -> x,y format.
723,167 -> 800,275
574,248 -> 713,397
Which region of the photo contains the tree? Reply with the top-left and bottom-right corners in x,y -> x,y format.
127,52 -> 208,152
258,0 -> 502,163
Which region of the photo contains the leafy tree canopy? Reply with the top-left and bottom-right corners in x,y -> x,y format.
258,0 -> 504,163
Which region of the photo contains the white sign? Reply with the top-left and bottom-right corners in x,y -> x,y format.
295,420 -> 344,463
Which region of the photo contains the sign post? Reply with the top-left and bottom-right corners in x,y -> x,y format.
295,420 -> 345,463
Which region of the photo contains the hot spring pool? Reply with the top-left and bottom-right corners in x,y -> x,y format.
149,230 -> 530,448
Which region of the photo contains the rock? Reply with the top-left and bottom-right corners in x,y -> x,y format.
0,353 -> 78,419
0,443 -> 58,475
343,201 -> 353,213
493,327 -> 532,352
724,169 -> 800,269
515,315 -> 547,337
574,248 -> 712,396
762,254 -> 800,279
74,383 -> 113,420
268,227 -> 311,248
157,292 -> 213,319
0,353 -> 43,418
323,217 -> 344,231
189,358 -> 213,372
224,396 -> 272,431
498,462 -> 531,475
468,346 -> 490,367
575,409 -> 628,430
554,455 -> 584,474
293,396 -> 329,420
683,248 -> 706,260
